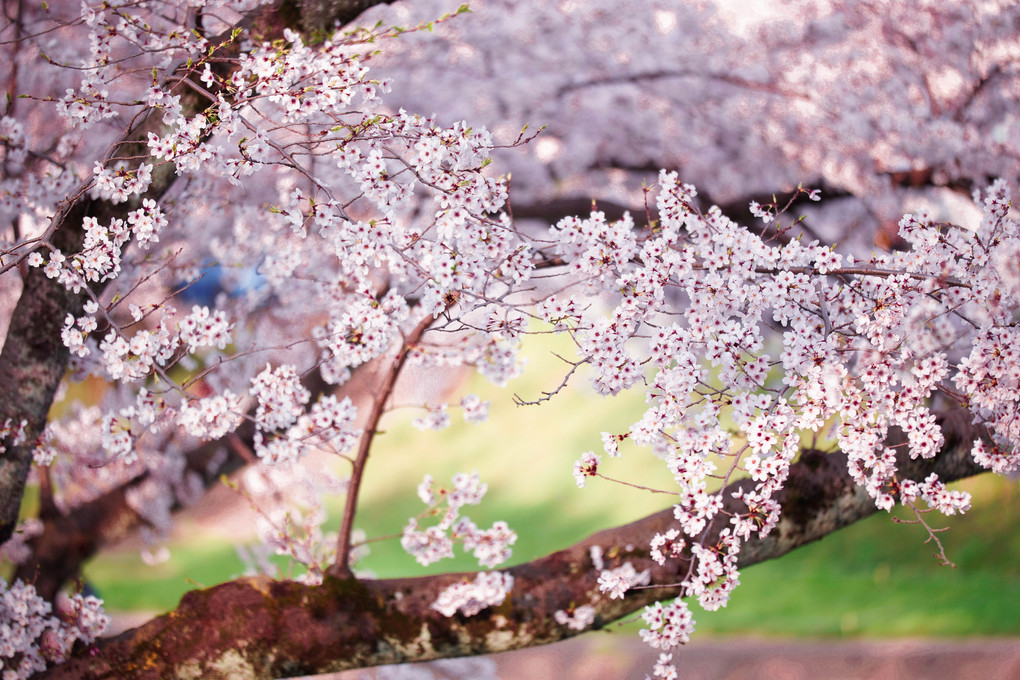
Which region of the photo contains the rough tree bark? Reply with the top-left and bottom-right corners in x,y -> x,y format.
36,409 -> 986,680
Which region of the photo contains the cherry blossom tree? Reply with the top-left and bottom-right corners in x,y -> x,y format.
0,0 -> 1018,678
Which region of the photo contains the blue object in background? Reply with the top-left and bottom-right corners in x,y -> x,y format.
175,264 -> 224,306
175,262 -> 266,306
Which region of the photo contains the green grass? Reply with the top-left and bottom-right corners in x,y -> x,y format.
80,333 -> 1020,636
690,516 -> 1020,637
82,542 -> 251,609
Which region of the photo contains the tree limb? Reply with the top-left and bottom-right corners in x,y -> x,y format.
36,408 -> 987,680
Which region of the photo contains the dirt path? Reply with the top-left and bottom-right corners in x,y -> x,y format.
324,635 -> 1020,680
492,636 -> 1020,680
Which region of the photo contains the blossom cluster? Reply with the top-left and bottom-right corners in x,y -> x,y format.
57,80 -> 116,130
412,404 -> 451,432
5,3 -> 1020,677
553,604 -> 597,631
596,562 -> 651,600
899,474 -> 972,516
97,321 -> 178,382
649,528 -> 685,566
250,364 -> 310,432
572,451 -> 600,488
0,418 -> 27,455
431,571 -> 514,617
177,305 -> 233,353
177,391 -> 242,440
28,208 -> 143,293
639,600 -> 695,651
90,162 -> 154,205
253,388 -> 361,466
0,578 -> 109,680
559,173 -> 1017,672
402,473 -> 517,570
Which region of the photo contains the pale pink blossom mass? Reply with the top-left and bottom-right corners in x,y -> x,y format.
0,0 -> 1018,677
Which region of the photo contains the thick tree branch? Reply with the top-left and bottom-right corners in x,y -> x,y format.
509,180 -> 855,248
555,68 -> 813,101
511,166 -> 977,254
37,408 -> 987,680
294,0 -> 396,35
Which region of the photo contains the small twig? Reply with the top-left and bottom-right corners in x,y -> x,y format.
595,473 -> 680,496
513,353 -> 582,406
892,500 -> 957,568
755,265 -> 969,289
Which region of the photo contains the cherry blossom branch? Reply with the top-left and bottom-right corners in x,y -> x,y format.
39,409 -> 987,680
0,0 -> 402,549
556,68 -> 814,101
753,264 -> 970,288
508,182 -> 848,253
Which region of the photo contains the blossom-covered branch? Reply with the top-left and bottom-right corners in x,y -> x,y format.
38,411 -> 985,680
1,3 -> 1018,679
0,0 -> 399,547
